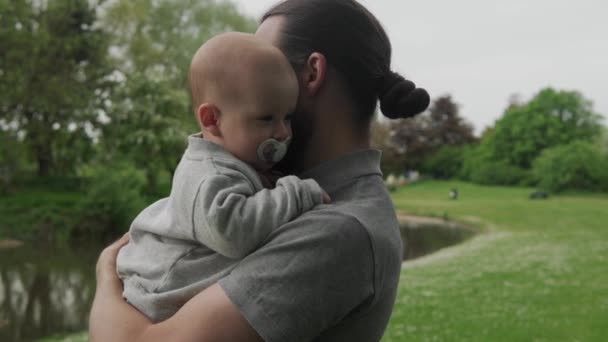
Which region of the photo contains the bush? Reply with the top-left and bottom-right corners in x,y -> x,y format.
470,160 -> 529,186
460,145 -> 528,185
0,131 -> 30,193
595,127 -> 608,157
421,145 -> 469,179
532,141 -> 608,192
74,162 -> 147,240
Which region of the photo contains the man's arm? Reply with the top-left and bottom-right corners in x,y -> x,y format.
89,234 -> 262,342
91,213 -> 374,341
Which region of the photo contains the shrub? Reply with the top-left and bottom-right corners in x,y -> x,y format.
532,141 -> 608,192
0,131 -> 30,193
74,162 -> 147,239
421,145 -> 469,179
459,144 -> 529,186
470,160 -> 529,186
595,127 -> 608,157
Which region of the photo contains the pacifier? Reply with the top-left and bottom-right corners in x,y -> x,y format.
257,137 -> 292,163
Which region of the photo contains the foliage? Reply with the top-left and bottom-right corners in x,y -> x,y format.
35,332 -> 88,342
421,145 -> 470,179
101,0 -> 256,87
74,162 -> 147,239
469,159 -> 529,186
371,119 -> 405,174
100,73 -> 190,194
426,96 -> 476,146
532,141 -> 608,192
388,95 -> 476,170
0,0 -> 259,243
0,188 -> 83,241
595,126 -> 608,157
484,88 -> 602,169
0,130 -> 30,192
0,0 -> 113,176
459,143 -> 529,186
98,0 -> 256,193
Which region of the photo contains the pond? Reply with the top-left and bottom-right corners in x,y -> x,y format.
0,241 -> 104,342
398,214 -> 477,261
0,217 -> 475,341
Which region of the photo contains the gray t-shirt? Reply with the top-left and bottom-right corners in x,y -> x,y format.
219,149 -> 403,342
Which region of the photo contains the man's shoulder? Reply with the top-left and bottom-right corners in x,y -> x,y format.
219,201 -> 396,342
275,205 -> 373,254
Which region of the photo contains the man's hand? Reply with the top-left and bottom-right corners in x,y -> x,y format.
89,233 -> 262,342
90,233 -> 152,342
96,233 -> 129,292
322,191 -> 331,204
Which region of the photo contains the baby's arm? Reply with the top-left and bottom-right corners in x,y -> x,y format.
193,174 -> 326,259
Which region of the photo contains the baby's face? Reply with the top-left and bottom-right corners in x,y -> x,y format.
218,70 -> 298,171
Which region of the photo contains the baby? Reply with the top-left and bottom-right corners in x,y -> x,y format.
116,32 -> 329,322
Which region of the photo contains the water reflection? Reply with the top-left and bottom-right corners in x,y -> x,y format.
400,216 -> 476,260
0,218 -> 475,340
0,242 -> 103,342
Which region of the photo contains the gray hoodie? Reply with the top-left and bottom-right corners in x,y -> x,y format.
116,135 -> 324,322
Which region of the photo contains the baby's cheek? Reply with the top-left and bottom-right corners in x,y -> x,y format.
245,140 -> 264,166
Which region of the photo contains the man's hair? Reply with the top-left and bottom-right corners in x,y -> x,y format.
262,0 -> 430,125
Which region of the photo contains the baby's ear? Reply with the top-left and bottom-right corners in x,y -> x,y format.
197,103 -> 221,137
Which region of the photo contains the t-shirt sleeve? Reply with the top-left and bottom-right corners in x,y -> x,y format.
218,211 -> 375,342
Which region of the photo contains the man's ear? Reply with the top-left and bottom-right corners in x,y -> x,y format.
301,52 -> 327,96
197,103 -> 221,137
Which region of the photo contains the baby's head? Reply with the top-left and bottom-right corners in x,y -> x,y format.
188,32 -> 298,171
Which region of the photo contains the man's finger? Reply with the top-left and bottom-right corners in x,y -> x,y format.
102,233 -> 130,257
96,233 -> 130,279
322,192 -> 331,204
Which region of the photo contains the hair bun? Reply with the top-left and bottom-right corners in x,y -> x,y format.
379,71 -> 430,119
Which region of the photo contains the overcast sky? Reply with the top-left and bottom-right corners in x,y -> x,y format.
231,0 -> 607,134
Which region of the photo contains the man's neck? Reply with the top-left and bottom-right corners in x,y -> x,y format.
300,114 -> 370,171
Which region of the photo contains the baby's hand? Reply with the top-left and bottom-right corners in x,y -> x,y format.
322,191 -> 331,204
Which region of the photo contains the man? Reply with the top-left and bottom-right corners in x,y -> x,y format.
89,1 -> 429,340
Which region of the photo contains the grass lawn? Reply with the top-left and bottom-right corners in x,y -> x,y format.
384,181 -> 608,341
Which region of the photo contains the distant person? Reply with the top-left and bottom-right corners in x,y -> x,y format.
529,190 -> 549,199
449,188 -> 458,200
115,32 -> 330,322
90,0 -> 430,340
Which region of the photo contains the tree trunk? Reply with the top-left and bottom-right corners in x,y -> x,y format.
35,142 -> 53,177
23,270 -> 52,339
146,168 -> 157,195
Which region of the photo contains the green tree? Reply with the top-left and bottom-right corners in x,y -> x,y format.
0,130 -> 29,192
421,145 -> 470,180
486,88 -> 602,169
532,141 -> 608,192
102,0 -> 256,87
388,95 -> 476,170
100,75 -> 189,194
596,126 -> 608,157
98,0 -> 256,193
0,0 -> 113,176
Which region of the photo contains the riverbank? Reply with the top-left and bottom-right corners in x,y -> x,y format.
0,188 -> 84,241
384,181 -> 608,341
0,179 -> 165,242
